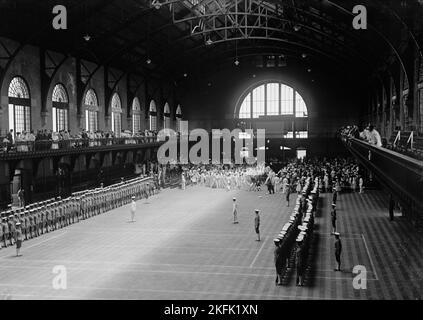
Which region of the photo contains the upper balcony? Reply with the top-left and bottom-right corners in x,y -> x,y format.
0,137 -> 162,161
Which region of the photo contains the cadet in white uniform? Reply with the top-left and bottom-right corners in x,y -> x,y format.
130,196 -> 136,222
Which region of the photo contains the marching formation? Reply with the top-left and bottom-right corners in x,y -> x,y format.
0,176 -> 157,256
181,163 -> 267,191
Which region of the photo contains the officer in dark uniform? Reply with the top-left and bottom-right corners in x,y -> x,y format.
28,212 -> 34,239
295,236 -> 305,286
331,204 -> 337,234
254,209 -> 260,241
332,187 -> 338,205
334,232 -> 342,271
274,238 -> 283,285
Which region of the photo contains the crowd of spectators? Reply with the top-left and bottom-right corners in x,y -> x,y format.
339,124 -> 382,147
1,129 -> 159,153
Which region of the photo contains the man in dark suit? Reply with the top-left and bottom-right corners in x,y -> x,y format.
334,232 -> 342,271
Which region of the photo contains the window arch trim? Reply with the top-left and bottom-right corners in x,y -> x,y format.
111,92 -> 122,113
8,76 -> 31,106
52,83 -> 69,109
84,88 -> 99,111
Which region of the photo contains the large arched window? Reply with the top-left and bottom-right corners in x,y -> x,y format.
111,93 -> 122,137
163,102 -> 171,129
52,83 -> 69,132
132,97 -> 142,133
238,82 -> 308,119
8,76 -> 31,134
176,104 -> 182,132
149,100 -> 157,131
84,88 -> 99,132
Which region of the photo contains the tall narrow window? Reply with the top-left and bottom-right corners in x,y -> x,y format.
84,88 -> 99,132
52,83 -> 69,132
8,76 -> 31,134
111,93 -> 122,137
132,97 -> 142,133
176,104 -> 182,132
280,85 -> 294,115
163,102 -> 171,129
266,83 -> 279,115
252,85 -> 265,118
149,100 -> 157,131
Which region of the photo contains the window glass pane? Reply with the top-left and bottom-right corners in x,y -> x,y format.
283,131 -> 294,139
150,115 -> 157,131
296,93 -> 308,118
281,85 -> 294,115
266,83 -> 279,115
296,131 -> 308,139
133,114 -> 141,133
252,85 -> 265,118
239,93 -> 251,119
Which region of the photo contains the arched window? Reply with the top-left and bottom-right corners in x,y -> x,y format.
176,104 -> 182,132
8,76 -> 31,134
237,82 -> 308,119
149,100 -> 157,131
52,83 -> 69,132
84,88 -> 99,132
111,93 -> 122,137
163,102 -> 171,129
132,97 -> 142,133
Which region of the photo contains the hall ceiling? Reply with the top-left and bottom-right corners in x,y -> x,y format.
0,0 -> 421,80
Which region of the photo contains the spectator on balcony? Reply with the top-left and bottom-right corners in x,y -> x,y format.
368,125 -> 382,147
359,125 -> 371,142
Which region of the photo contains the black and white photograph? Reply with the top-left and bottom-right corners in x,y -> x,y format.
0,0 -> 422,309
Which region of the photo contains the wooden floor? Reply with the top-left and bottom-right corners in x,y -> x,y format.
0,185 -> 422,300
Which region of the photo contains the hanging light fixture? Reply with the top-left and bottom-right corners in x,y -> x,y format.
234,40 -> 240,66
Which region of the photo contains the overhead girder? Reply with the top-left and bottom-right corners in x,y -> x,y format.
167,12 -> 373,67
160,35 -> 365,75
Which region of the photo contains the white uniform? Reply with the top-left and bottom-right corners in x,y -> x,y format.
131,200 -> 136,222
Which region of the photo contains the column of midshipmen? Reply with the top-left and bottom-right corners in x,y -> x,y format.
0,176 -> 156,249
273,177 -> 319,286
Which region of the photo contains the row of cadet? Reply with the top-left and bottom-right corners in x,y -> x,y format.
0,176 -> 157,249
273,176 -> 319,286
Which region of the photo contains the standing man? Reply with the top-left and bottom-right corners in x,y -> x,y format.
295,237 -> 304,286
15,222 -> 23,257
274,239 -> 283,286
334,232 -> 342,271
331,204 -> 337,234
232,198 -> 239,224
2,216 -> 9,247
130,196 -> 136,222
285,184 -> 291,207
332,187 -> 338,205
17,188 -> 25,208
254,209 -> 261,241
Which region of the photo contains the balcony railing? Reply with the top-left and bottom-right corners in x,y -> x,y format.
0,136 -> 159,156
